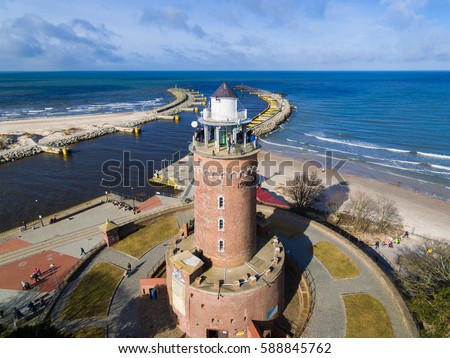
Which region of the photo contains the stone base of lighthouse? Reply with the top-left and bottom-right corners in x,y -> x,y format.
166,234 -> 285,338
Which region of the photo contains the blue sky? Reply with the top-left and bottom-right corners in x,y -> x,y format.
1,0 -> 449,70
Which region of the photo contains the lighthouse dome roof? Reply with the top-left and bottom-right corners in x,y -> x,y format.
211,81 -> 238,98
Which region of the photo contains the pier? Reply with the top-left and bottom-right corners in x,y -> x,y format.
234,85 -> 293,136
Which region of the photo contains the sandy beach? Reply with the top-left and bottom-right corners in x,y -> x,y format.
0,110 -> 151,149
0,87 -> 190,158
259,151 -> 450,241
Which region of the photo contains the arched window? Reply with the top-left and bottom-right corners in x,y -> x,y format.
218,195 -> 224,209
218,218 -> 224,231
218,239 -> 224,252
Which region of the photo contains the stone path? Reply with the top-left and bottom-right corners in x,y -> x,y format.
47,241 -> 170,337
258,206 -> 418,338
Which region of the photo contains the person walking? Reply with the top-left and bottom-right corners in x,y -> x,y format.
80,247 -> 86,256
126,262 -> 132,277
13,307 -> 24,320
28,301 -> 36,313
30,272 -> 41,282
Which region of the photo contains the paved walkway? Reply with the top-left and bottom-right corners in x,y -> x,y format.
48,241 -> 168,337
0,194 -> 182,329
258,206 -> 418,338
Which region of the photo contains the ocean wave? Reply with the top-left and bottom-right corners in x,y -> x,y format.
260,138 -> 304,150
431,164 -> 450,171
366,161 -> 418,172
4,98 -> 164,119
315,135 -> 381,150
386,148 -> 410,154
365,161 -> 450,177
417,151 -> 450,160
286,138 -> 297,142
304,133 -> 415,155
394,159 -> 421,165
327,132 -> 357,139
259,138 -> 304,150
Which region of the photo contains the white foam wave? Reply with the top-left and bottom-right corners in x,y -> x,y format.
366,161 -> 426,173
393,159 -> 421,165
315,136 -> 381,150
287,138 -> 296,142
259,138 -> 304,150
431,164 -> 450,171
417,151 -> 450,160
386,148 -> 410,154
307,134 -> 413,154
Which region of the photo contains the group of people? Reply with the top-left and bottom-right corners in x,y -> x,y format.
21,267 -> 42,290
11,297 -> 47,321
374,231 -> 409,250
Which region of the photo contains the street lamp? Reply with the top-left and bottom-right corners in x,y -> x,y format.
50,263 -> 60,290
39,215 -> 43,227
105,191 -> 109,203
131,187 -> 135,211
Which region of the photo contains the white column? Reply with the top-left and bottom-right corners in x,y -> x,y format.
215,127 -> 220,151
204,126 -> 209,148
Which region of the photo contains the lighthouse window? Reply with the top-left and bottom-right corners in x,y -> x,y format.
218,195 -> 224,209
218,240 -> 224,252
218,218 -> 224,231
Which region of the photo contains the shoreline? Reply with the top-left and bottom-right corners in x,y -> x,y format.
258,149 -> 450,241
0,88 -> 193,164
260,139 -> 450,204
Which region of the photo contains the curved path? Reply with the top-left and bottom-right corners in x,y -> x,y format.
44,205 -> 418,338
257,206 -> 418,338
48,240 -> 169,337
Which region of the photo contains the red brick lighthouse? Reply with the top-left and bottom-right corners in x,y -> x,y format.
166,82 -> 285,338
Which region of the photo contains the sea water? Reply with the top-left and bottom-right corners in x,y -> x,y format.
0,71 -> 449,231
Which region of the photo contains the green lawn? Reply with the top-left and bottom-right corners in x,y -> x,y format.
113,214 -> 179,258
343,294 -> 394,337
61,262 -> 123,320
313,241 -> 360,279
71,327 -> 106,338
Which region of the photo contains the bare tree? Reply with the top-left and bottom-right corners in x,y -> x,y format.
374,195 -> 402,232
288,169 -> 324,210
397,239 -> 450,337
345,192 -> 376,232
327,189 -> 348,225
327,189 -> 348,215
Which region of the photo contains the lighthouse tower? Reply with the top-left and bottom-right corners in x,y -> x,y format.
166,82 -> 285,338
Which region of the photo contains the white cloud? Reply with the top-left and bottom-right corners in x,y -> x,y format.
0,14 -> 123,69
0,1 -> 449,70
140,6 -> 206,38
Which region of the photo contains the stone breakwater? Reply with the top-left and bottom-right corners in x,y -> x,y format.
45,127 -> 117,147
0,146 -> 42,164
251,95 -> 293,137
